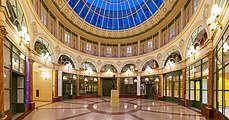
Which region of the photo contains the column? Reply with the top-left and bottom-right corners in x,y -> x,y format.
118,44 -> 120,58
207,51 -> 213,108
98,42 -> 101,57
158,31 -> 161,48
77,71 -> 80,98
77,35 -> 80,51
117,73 -> 121,95
159,73 -> 163,98
137,40 -> 140,55
181,67 -> 186,106
137,75 -> 141,98
0,25 -> 7,120
97,73 -> 101,97
52,64 -> 59,102
29,58 -> 35,110
180,7 -> 184,29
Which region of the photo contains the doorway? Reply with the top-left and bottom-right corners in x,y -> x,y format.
11,72 -> 25,115
190,80 -> 202,108
102,78 -> 113,96
145,84 -> 155,99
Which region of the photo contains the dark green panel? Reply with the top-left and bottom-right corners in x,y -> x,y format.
102,78 -> 113,96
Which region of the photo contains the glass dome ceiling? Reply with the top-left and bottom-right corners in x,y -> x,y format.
68,0 -> 163,30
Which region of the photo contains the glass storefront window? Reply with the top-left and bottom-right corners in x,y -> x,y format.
80,76 -> 98,95
12,53 -> 19,71
163,71 -> 181,100
213,25 -> 229,117
4,46 -> 11,68
121,77 -> 137,96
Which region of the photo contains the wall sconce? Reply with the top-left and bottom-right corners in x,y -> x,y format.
42,72 -> 49,80
18,26 -> 30,46
187,45 -> 198,60
41,52 -> 51,65
145,66 -> 153,75
207,4 -> 222,31
106,68 -> 113,76
86,67 -> 93,75
125,68 -> 132,76
63,75 -> 67,80
94,78 -> 97,82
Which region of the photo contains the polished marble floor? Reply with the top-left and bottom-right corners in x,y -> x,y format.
23,98 -> 206,120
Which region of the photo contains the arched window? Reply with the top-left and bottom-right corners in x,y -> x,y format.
163,49 -> 182,68
80,61 -> 96,71
34,38 -> 54,62
186,26 -> 207,58
7,0 -> 28,31
121,64 -> 136,73
142,59 -> 159,71
58,54 -> 76,70
100,64 -> 117,73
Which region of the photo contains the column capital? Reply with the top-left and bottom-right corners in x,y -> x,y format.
205,39 -> 213,52
29,58 -> 35,64
206,50 -> 214,59
0,25 -> 7,40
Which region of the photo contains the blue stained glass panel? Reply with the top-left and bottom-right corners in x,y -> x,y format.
68,0 -> 163,30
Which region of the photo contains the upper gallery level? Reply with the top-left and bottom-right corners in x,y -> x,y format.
29,0 -> 199,58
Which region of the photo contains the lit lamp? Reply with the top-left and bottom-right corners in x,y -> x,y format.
42,72 -> 49,80
94,78 -> 98,82
73,75 -> 77,80
134,79 -> 137,83
145,77 -> 149,82
18,26 -> 30,46
223,42 -> 229,53
155,77 -> 159,82
84,77 -> 88,82
207,4 -> 222,31
124,78 -> 128,84
63,75 -> 68,80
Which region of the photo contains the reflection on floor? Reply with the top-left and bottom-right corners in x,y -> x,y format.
23,98 -> 206,120
34,101 -> 52,108
12,113 -> 23,120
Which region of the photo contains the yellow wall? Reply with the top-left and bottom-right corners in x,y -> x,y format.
218,72 -> 229,106
33,70 -> 53,102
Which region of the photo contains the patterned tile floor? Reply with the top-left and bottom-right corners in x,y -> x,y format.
23,98 -> 206,120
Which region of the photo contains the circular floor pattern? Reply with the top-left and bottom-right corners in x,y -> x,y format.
22,98 -> 206,120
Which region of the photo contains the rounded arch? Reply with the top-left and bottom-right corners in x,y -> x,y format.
34,37 -> 55,63
140,56 -> 159,71
80,58 -> 98,72
184,21 -> 210,52
99,61 -> 117,72
120,60 -> 137,71
100,64 -> 117,73
185,26 -> 208,59
161,49 -> 182,68
32,33 -> 57,62
58,54 -> 77,69
121,63 -> 137,73
160,46 -> 182,67
57,50 -> 78,67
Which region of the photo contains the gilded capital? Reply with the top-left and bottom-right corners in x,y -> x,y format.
0,25 -> 8,40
